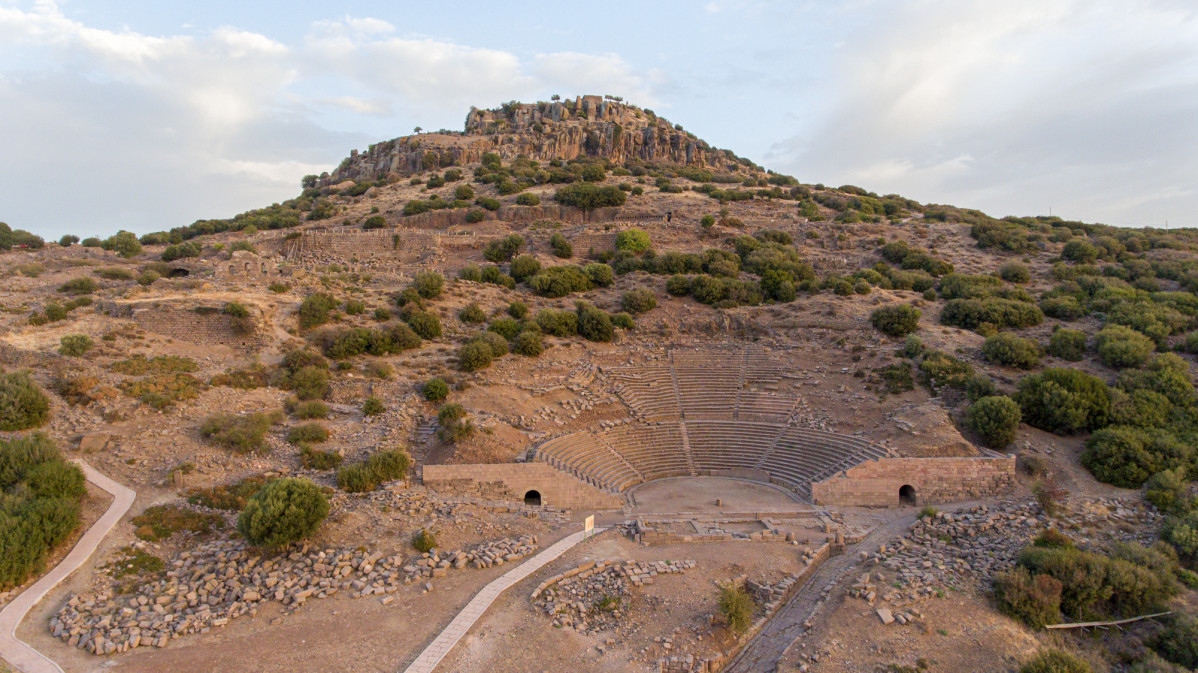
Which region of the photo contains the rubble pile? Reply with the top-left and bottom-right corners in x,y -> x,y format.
531,560 -> 695,634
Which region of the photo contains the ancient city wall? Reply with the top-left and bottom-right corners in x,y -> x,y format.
810,456 -> 1016,507
421,463 -> 623,510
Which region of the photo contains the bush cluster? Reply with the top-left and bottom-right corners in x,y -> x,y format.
336,449 -> 411,492
0,434 -> 84,589
982,332 -> 1042,369
200,411 -> 282,453
870,305 -> 921,337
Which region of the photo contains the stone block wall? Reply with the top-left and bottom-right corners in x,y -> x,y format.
130,305 -> 265,350
421,463 -> 624,510
810,456 -> 1016,507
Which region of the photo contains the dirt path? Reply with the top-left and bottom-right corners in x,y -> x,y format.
0,462 -> 137,673
722,514 -> 916,673
401,527 -> 607,673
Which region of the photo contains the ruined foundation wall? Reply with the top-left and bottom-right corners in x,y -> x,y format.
421,463 -> 623,510
810,456 -> 1016,507
129,306 -> 266,349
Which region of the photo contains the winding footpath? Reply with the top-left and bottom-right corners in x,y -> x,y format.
401,527 -> 607,673
0,461 -> 136,673
723,514 -> 917,673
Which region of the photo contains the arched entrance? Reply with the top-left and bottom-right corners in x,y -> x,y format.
523,490 -> 542,507
899,484 -> 917,506
168,268 -> 190,278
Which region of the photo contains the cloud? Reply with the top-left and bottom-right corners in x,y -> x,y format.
767,0 -> 1198,226
0,5 -> 661,238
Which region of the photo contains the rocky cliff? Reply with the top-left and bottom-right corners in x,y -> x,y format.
321,96 -> 749,185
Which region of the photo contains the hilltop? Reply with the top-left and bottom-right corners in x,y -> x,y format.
0,97 -> 1197,673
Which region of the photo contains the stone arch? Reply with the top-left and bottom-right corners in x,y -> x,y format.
899,484 -> 917,506
523,489 -> 542,507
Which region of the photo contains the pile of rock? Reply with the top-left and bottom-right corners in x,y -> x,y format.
53,534 -> 538,655
531,559 -> 694,634
746,574 -> 801,612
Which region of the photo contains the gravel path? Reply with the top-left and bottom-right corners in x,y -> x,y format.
400,527 -> 607,673
0,461 -> 136,673
723,514 -> 916,673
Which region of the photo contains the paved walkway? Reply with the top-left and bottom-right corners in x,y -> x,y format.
722,514 -> 916,673
0,461 -> 137,673
401,527 -> 606,673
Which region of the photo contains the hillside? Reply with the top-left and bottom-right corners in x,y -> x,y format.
1,97 -> 1196,673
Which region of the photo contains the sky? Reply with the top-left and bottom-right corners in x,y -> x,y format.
2,0 -> 1197,240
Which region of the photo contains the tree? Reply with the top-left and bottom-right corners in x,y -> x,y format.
237,478 -> 329,549
967,396 -> 1022,448
58,235 -> 79,247
101,230 -> 142,258
413,126 -> 422,134
870,305 -> 921,337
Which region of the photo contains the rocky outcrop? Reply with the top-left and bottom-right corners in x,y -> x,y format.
321,96 -> 749,185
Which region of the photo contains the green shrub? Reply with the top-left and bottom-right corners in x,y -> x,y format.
412,528 -> 437,553
343,299 -> 365,316
0,371 -> 51,431
300,446 -> 343,470
549,233 -> 573,258
437,403 -> 474,442
718,583 -> 755,634
583,262 -> 614,287
26,460 -> 86,500
291,400 -> 329,419
1151,614 -> 1198,669
58,277 -> 97,295
1017,544 -> 1176,619
982,333 -> 1042,369
484,235 -> 525,263
1014,368 -> 1111,435
457,340 -> 494,372
941,298 -> 1043,330
362,396 -> 385,416
58,334 -> 94,357
287,423 -> 329,445
1095,325 -> 1155,369
536,309 -> 577,336
967,396 -> 1022,448
529,266 -> 592,297
1145,469 -> 1190,514
487,317 -> 521,341
554,183 -> 627,211
101,231 -> 142,258
1040,296 -> 1085,321
336,449 -> 410,492
515,192 -> 541,206
236,478 -> 329,549
464,209 -> 486,223
999,263 -> 1031,284
576,303 -> 614,342
616,228 -> 651,253
1082,426 -> 1189,488
1047,329 -> 1087,361
512,331 -> 544,356
870,305 -> 921,337
412,271 -> 444,299
285,366 -> 330,401
362,215 -> 386,230
422,378 -> 449,401
508,301 -> 528,319
993,567 -> 1063,628
1062,240 -> 1099,264
1020,649 -> 1091,673
612,312 -> 635,330
621,288 -> 657,314
94,267 -> 134,281
510,254 -> 541,282
298,293 -> 338,329
404,310 -> 442,339
200,412 -> 280,453
131,504 -> 222,542
459,303 -> 486,324
919,350 -> 975,391
666,275 -> 691,296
